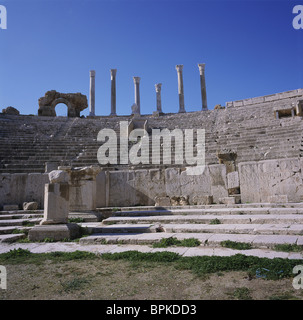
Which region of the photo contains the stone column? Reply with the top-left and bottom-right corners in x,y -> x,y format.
28,169 -> 81,242
110,69 -> 117,116
155,83 -> 162,113
40,170 -> 70,225
198,63 -> 208,111
133,77 -> 141,115
89,70 -> 96,116
176,65 -> 185,113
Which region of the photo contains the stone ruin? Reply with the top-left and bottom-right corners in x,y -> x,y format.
2,65 -> 303,246
38,90 -> 88,117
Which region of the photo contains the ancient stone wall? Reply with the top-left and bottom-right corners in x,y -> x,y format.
2,157 -> 303,208
0,173 -> 49,209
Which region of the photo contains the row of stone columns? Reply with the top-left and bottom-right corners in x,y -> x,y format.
89,63 -> 208,116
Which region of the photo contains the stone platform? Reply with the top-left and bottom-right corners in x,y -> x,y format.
1,203 -> 303,260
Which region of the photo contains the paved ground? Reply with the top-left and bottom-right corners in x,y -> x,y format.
1,242 -> 303,259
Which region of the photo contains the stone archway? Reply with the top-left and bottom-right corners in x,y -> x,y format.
38,90 -> 88,117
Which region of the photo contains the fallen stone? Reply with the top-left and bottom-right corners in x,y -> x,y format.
154,196 -> 171,207
23,202 -> 38,211
170,196 -> 189,206
48,170 -> 69,184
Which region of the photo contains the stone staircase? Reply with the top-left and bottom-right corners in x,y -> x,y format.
0,209 -> 99,243
78,203 -> 303,256
1,202 -> 303,258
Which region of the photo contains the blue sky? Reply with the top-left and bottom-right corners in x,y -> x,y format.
0,0 -> 302,116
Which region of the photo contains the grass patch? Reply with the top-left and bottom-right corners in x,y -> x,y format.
0,249 -> 302,281
0,248 -> 98,265
220,240 -> 252,250
60,277 -> 91,293
68,217 -> 84,223
268,292 -> 301,300
102,250 -> 180,263
209,218 -> 221,225
274,244 -> 303,252
12,228 -> 29,235
22,221 -> 35,227
233,287 -> 252,300
152,237 -> 201,248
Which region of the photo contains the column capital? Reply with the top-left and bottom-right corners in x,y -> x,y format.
176,65 -> 183,72
90,70 -> 96,77
198,63 -> 205,75
110,69 -> 117,77
133,76 -> 141,84
155,83 -> 162,92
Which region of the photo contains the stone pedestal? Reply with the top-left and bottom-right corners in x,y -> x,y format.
176,65 -> 185,113
40,183 -> 70,225
28,169 -> 81,241
29,224 -> 81,241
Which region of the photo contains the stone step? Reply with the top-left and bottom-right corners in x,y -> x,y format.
0,226 -> 31,235
100,207 -> 303,217
97,203 -> 303,212
79,232 -> 303,249
0,213 -> 43,220
0,233 -> 26,243
80,222 -> 303,236
0,218 -> 42,227
0,210 -> 44,215
102,214 -> 303,225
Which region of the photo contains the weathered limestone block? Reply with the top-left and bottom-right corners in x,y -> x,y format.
192,195 -> 213,205
170,196 -> 189,206
219,197 -> 236,205
268,195 -> 288,203
154,196 -> 171,207
0,173 -> 49,210
61,166 -> 101,211
49,170 -> 69,184
40,183 -> 69,225
239,158 -> 303,203
209,164 -> 228,203
29,224 -> 81,242
23,202 -> 38,210
230,194 -> 241,204
227,171 -> 239,189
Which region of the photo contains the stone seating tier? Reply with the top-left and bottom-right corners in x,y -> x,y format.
0,94 -> 303,173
